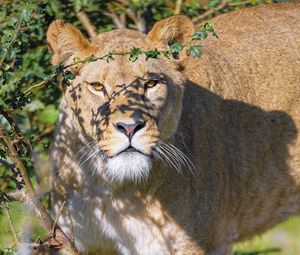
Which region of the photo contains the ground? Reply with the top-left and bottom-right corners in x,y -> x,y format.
0,202 -> 299,254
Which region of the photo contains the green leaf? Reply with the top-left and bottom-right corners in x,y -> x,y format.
204,22 -> 214,32
106,53 -> 114,63
129,47 -> 141,62
170,42 -> 183,53
3,29 -> 14,36
193,30 -> 207,40
20,33 -> 29,43
162,50 -> 171,59
85,55 -> 98,63
37,105 -> 58,124
3,64 -> 10,71
186,45 -> 203,58
1,35 -> 12,44
212,32 -> 218,38
63,71 -> 75,80
55,65 -> 63,75
144,49 -> 160,60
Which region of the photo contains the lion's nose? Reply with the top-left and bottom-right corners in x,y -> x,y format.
115,120 -> 145,138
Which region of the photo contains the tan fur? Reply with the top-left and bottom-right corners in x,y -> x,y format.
48,2 -> 300,255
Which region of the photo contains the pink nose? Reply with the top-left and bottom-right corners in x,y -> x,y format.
115,121 -> 145,138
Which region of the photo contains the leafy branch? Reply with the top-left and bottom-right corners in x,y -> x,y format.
22,22 -> 217,96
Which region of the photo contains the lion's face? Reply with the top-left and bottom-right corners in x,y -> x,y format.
47,17 -> 194,183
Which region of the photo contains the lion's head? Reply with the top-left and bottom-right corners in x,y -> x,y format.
47,16 -> 194,183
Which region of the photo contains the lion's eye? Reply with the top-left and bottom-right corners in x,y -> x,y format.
145,80 -> 159,89
90,82 -> 105,92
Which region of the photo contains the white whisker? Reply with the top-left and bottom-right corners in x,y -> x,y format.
155,139 -> 196,176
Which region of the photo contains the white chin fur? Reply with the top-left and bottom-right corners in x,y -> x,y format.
106,152 -> 152,183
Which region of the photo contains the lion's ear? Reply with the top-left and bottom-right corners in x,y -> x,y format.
147,15 -> 194,48
47,20 -> 96,66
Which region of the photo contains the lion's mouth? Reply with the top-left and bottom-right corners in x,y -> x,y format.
114,145 -> 148,157
123,145 -> 138,153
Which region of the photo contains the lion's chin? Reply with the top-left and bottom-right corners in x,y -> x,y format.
105,152 -> 152,183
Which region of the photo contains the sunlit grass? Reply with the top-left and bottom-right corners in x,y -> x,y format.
234,217 -> 300,255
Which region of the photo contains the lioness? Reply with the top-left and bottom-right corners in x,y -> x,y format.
47,2 -> 300,255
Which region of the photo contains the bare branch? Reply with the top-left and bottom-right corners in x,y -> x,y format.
192,0 -> 254,24
52,200 -> 66,238
192,0 -> 228,24
32,125 -> 55,143
23,77 -> 53,95
229,0 -> 252,7
104,12 -> 126,29
174,0 -> 183,14
66,208 -> 75,246
76,11 -> 97,38
135,11 -> 146,33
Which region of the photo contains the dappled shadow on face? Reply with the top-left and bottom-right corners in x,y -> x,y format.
49,72 -> 181,252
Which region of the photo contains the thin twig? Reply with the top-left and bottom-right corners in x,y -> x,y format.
66,208 -> 75,246
3,202 -> 20,245
135,11 -> 146,33
192,0 -> 228,23
76,11 -> 97,38
23,75 -> 55,95
52,200 -> 66,238
32,125 -> 55,143
229,0 -> 252,7
193,0 -> 254,23
104,12 -> 126,29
